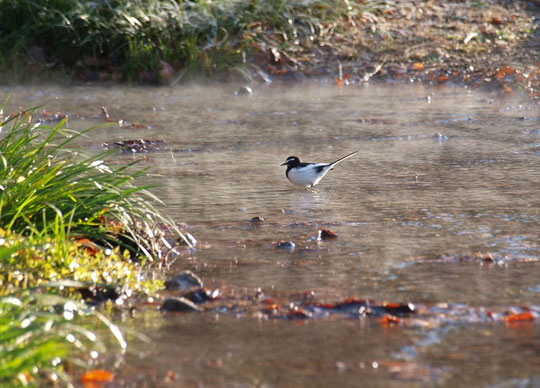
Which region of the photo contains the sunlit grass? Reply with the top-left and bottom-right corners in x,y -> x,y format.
0,101 -> 188,259
0,279 -> 126,387
0,0 -> 392,81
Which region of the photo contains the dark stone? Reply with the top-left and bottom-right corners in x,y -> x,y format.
319,229 -> 337,239
164,270 -> 203,291
184,288 -> 220,304
160,297 -> 202,312
79,285 -> 120,306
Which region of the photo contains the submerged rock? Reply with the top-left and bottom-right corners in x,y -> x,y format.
235,85 -> 253,96
248,216 -> 264,223
164,270 -> 203,291
160,297 -> 202,312
276,241 -> 295,250
432,133 -> 449,142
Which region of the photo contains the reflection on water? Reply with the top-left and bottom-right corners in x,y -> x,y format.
4,83 -> 539,386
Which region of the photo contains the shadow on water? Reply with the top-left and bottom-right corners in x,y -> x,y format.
4,83 -> 539,386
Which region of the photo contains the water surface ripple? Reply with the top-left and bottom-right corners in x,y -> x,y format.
5,83 -> 539,387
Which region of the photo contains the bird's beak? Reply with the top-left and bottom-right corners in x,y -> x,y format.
280,162 -> 287,166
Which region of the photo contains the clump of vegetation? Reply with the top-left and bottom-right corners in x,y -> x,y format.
0,0 -> 391,82
0,102 -> 184,261
0,228 -> 162,295
0,99 -> 186,385
0,279 -> 126,387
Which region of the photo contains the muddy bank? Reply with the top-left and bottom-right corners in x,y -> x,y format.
2,1 -> 538,100
258,0 -> 540,99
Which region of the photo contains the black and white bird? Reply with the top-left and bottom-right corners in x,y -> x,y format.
281,151 -> 358,188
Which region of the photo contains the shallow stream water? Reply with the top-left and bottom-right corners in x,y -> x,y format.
4,83 -> 539,386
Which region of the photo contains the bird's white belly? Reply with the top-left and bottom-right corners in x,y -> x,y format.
288,164 -> 329,187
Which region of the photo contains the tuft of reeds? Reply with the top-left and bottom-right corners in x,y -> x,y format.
0,100 -> 188,259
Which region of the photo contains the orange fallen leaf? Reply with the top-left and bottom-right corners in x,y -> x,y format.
437,75 -> 449,83
75,237 -> 100,256
412,62 -> 424,71
503,312 -> 534,322
380,314 -> 401,325
81,369 -> 114,384
500,84 -> 513,95
313,302 -> 336,309
165,370 -> 176,382
501,65 -> 515,75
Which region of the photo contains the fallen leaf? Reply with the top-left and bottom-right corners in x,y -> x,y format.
503,312 -> 534,322
501,65 -> 515,75
380,314 -> 401,325
75,238 -> 99,256
165,370 -> 176,382
501,84 -> 513,95
411,62 -> 424,71
437,75 -> 449,83
81,369 -> 114,384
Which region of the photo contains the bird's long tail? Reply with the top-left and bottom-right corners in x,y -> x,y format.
329,151 -> 358,166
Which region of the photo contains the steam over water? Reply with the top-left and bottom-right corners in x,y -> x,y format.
5,83 -> 539,386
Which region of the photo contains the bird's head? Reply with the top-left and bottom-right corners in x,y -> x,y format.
281,156 -> 300,167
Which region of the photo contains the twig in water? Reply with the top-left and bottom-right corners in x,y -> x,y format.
363,57 -> 387,82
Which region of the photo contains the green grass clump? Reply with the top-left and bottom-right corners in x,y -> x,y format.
0,279 -> 126,387
0,0 -> 391,82
0,103 -> 185,259
0,99 -> 184,384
